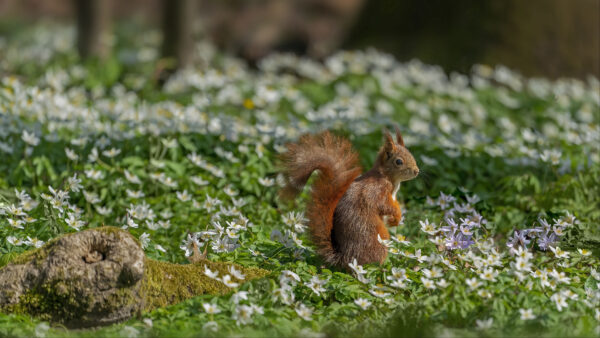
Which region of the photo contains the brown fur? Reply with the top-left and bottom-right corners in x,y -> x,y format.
280,128 -> 419,269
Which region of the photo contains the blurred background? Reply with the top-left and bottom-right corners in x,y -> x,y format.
0,0 -> 598,79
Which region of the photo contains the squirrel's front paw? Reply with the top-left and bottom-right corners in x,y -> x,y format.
387,216 -> 401,227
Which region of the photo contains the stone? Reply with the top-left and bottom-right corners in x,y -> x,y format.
0,227 -> 269,328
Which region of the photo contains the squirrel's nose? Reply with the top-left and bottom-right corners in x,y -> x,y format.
413,168 -> 419,176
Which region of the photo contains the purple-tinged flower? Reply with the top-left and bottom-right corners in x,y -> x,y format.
458,235 -> 475,249
445,234 -> 461,250
538,218 -> 551,232
440,218 -> 458,234
460,225 -> 473,236
537,233 -> 557,251
507,230 -> 531,249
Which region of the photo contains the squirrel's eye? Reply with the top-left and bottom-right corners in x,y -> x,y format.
395,159 -> 403,166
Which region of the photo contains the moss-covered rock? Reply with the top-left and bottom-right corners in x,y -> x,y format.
0,227 -> 269,328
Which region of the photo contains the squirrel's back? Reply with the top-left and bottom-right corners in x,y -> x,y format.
280,131 -> 362,266
332,171 -> 393,265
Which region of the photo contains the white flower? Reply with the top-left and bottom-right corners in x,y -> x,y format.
160,176 -> 178,188
422,267 -> 443,279
125,216 -> 139,229
8,218 -> 24,229
519,308 -> 536,320
440,256 -> 457,270
354,298 -> 371,310
161,138 -> 178,149
305,275 -> 328,295
349,258 -> 367,275
480,268 -> 498,282
377,234 -> 392,248
83,190 -> 101,204
369,287 -> 391,298
295,303 -> 313,321
5,204 -> 26,217
231,291 -> 249,304
465,277 -> 481,290
102,147 -> 121,158
414,249 -> 429,263
160,209 -> 174,219
202,321 -> 218,332
540,149 -> 561,165
84,169 -> 104,180
389,279 -> 408,289
549,269 -> 571,284
222,274 -> 240,288
65,148 -> 79,161
550,292 -> 568,311
67,174 -> 83,192
95,205 -> 112,216
176,190 -> 191,202
514,257 -> 532,272
392,233 -> 410,245
25,236 -> 44,248
204,265 -> 219,279
475,318 -> 493,330
436,279 -> 449,288
591,268 -> 600,281
356,273 -> 372,284
34,322 -> 49,338
22,130 -> 40,146
223,185 -> 238,197
419,218 -> 438,235
421,277 -> 436,289
191,176 -> 209,186
228,265 -> 246,280
511,246 -> 533,261
139,232 -> 150,249
120,325 -> 139,338
387,267 -> 408,282
232,304 -> 254,325
225,228 -> 239,239
65,213 -> 84,231
7,236 -> 23,246
126,189 -> 145,199
549,246 -> 569,259
202,303 -> 221,314
88,148 -> 99,163
124,170 -> 142,184
577,248 -> 591,257
280,270 -> 301,284
258,177 -> 275,187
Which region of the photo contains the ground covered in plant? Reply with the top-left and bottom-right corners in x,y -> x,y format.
0,24 -> 599,337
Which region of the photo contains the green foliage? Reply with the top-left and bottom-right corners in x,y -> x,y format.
0,23 -> 598,337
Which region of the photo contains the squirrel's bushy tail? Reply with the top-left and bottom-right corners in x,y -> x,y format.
280,131 -> 361,267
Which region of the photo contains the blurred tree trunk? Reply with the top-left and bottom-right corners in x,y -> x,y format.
161,0 -> 196,70
74,0 -> 110,60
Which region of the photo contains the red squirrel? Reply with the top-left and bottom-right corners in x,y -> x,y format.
280,126 -> 419,268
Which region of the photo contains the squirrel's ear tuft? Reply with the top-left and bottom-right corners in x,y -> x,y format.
382,128 -> 396,151
394,124 -> 405,147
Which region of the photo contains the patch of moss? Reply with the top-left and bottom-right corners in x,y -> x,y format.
3,278 -> 93,323
141,258 -> 270,311
7,240 -> 52,268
